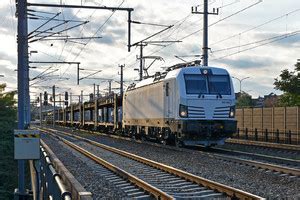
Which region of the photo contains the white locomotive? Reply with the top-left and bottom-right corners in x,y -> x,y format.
123,63 -> 237,146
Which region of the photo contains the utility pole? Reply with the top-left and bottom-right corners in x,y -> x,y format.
81,90 -> 83,103
139,44 -> 145,81
52,85 -> 56,127
119,64 -> 124,96
70,92 -> 72,105
77,64 -> 80,85
97,85 -> 100,97
108,81 -> 112,95
93,83 -> 96,100
59,93 -> 62,108
16,0 -> 28,198
40,93 -> 42,127
192,0 -> 218,66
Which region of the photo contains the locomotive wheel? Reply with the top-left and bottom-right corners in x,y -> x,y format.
159,138 -> 167,145
175,137 -> 184,148
129,129 -> 136,140
141,134 -> 147,141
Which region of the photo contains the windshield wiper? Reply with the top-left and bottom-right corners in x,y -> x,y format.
209,83 -> 223,98
198,92 -> 207,98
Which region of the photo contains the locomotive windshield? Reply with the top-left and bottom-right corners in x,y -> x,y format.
184,74 -> 231,95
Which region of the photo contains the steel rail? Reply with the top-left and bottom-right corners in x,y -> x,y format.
56,126 -> 300,176
210,153 -> 300,176
40,127 -> 264,200
226,138 -> 300,151
211,146 -> 300,166
47,126 -> 300,176
40,128 -> 172,200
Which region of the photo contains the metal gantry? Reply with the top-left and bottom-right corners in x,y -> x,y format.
27,2 -> 134,52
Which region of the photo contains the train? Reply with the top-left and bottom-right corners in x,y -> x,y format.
44,62 -> 237,147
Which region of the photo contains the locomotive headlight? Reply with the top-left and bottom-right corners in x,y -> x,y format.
229,106 -> 235,118
179,104 -> 188,118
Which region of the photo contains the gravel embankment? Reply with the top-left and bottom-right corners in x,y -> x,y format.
54,127 -> 300,199
61,135 -> 227,199
42,133 -> 140,200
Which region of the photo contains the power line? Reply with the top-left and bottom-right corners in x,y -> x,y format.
212,29 -> 300,53
61,0 -> 126,77
210,8 -> 300,47
124,0 -> 262,71
180,0 -> 262,41
212,30 -> 300,60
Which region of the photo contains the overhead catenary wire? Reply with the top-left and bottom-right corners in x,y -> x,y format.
210,8 -> 300,47
212,30 -> 300,61
27,1 -> 298,97
212,29 -> 300,53
123,0 -> 261,72
60,0 -> 126,78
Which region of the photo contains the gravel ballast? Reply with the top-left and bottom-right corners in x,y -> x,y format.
55,127 -> 300,199
42,133 -> 140,199
221,142 -> 300,160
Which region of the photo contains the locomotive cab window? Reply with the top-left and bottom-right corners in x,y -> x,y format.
184,74 -> 207,94
184,74 -> 231,95
208,75 -> 231,95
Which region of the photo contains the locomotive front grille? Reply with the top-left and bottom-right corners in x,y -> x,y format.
213,106 -> 230,119
188,105 -> 205,118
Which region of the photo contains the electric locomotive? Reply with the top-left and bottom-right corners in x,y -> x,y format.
123,63 -> 237,146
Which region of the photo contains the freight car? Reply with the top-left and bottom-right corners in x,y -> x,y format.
46,63 -> 237,147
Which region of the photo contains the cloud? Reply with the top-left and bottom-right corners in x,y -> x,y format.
2,1 -> 300,98
254,31 -> 300,48
219,57 -> 271,69
0,51 -> 16,66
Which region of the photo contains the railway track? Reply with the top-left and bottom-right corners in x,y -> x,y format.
44,125 -> 300,177
208,146 -> 300,167
205,148 -> 300,177
226,138 -> 300,152
38,127 -> 263,199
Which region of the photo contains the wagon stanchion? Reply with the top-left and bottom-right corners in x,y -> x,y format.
236,128 -> 239,138
245,128 -> 248,140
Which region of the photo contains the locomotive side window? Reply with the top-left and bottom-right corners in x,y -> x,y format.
166,82 -> 169,96
208,75 -> 231,95
184,74 -> 207,94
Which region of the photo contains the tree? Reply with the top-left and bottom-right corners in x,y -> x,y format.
274,62 -> 300,106
0,83 -> 17,199
236,92 -> 253,108
0,84 -> 17,131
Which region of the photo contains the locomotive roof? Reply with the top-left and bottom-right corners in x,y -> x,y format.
127,65 -> 229,90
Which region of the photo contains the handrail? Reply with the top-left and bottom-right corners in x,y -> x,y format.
40,146 -> 72,199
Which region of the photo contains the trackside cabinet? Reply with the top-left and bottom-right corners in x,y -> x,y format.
14,130 -> 40,160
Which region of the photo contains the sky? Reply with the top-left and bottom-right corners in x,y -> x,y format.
0,0 -> 299,102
